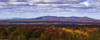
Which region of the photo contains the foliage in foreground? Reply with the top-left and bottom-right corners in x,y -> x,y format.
0,26 -> 100,40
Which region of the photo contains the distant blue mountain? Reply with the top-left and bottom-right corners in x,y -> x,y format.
0,18 -> 28,20
29,16 -> 99,21
0,16 -> 99,21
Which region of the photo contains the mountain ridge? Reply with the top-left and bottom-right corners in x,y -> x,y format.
0,16 -> 99,22
28,16 -> 99,21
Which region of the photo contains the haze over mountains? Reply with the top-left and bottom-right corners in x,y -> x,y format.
0,16 -> 99,22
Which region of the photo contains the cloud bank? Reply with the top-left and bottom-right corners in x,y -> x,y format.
0,0 -> 100,13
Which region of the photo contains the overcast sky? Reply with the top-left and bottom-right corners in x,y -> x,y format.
0,0 -> 100,19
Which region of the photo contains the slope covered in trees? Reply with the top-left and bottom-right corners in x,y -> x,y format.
0,26 -> 100,40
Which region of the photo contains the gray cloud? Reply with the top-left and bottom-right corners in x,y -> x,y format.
0,0 -> 9,2
0,0 -> 100,13
27,0 -> 87,6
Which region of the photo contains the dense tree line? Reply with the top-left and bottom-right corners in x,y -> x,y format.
0,26 -> 100,40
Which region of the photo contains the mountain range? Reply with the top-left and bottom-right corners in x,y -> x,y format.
0,16 -> 99,22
